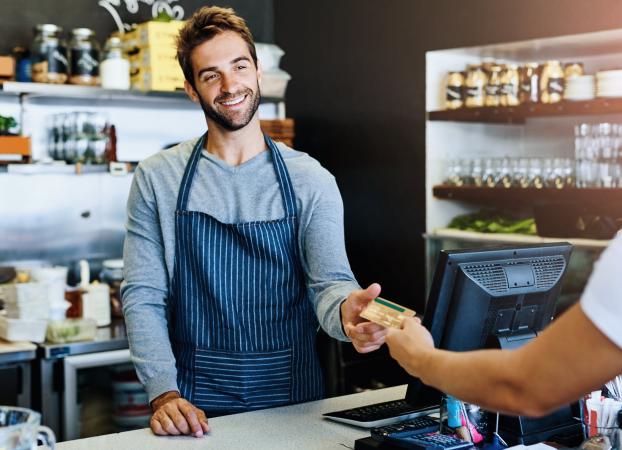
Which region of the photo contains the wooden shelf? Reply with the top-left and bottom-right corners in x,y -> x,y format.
432,185 -> 622,205
426,228 -> 610,249
428,98 -> 622,124
0,81 -> 284,104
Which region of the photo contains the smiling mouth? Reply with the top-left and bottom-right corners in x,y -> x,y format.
219,94 -> 247,107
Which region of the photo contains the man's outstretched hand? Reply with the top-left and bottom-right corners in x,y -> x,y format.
341,283 -> 388,353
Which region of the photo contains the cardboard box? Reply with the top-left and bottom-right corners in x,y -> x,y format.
128,46 -> 178,69
0,136 -> 31,163
123,21 -> 185,49
0,56 -> 15,80
131,67 -> 185,92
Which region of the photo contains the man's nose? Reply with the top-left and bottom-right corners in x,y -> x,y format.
220,73 -> 238,93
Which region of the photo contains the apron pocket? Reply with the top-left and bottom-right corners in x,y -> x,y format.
193,347 -> 293,412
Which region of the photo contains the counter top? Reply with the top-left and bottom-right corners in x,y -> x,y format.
54,385 -> 407,450
0,339 -> 36,363
38,319 -> 127,359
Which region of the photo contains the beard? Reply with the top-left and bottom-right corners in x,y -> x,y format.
197,83 -> 261,132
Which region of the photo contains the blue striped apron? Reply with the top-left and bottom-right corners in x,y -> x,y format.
169,133 -> 324,416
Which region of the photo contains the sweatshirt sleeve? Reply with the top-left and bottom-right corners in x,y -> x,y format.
121,165 -> 179,402
299,173 -> 360,341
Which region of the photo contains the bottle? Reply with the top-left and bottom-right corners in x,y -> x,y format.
485,65 -> 502,107
465,64 -> 487,108
100,259 -> 124,318
519,63 -> 540,104
445,71 -> 465,110
500,64 -> 520,106
79,259 -> 111,327
540,60 -> 564,104
69,28 -> 100,86
31,24 -> 68,84
100,36 -> 130,90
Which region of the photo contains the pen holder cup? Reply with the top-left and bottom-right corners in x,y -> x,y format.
439,395 -> 488,444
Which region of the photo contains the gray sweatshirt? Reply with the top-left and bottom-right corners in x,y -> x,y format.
121,137 -> 359,402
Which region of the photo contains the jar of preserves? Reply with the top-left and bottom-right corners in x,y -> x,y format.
100,36 -> 130,90
485,65 -> 503,107
500,64 -> 520,106
519,63 -> 540,104
465,64 -> 487,108
69,28 -> 100,86
540,60 -> 564,104
100,259 -> 124,318
564,62 -> 584,80
31,24 -> 68,84
445,71 -> 464,110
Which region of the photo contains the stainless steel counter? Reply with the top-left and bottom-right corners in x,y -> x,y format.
52,385 -> 407,450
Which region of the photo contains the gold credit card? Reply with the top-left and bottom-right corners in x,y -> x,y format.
359,297 -> 416,329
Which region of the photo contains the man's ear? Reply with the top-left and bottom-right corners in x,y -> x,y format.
184,79 -> 199,104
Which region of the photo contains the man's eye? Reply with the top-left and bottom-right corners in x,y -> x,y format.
236,65 -> 248,70
203,73 -> 218,82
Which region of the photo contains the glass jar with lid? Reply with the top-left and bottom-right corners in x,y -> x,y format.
100,36 -> 130,90
100,259 -> 124,318
69,28 -> 101,86
31,24 -> 68,84
465,64 -> 487,108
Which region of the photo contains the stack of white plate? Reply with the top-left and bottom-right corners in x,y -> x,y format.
565,75 -> 595,101
596,70 -> 622,97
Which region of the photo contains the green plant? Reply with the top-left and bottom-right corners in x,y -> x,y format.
0,115 -> 18,135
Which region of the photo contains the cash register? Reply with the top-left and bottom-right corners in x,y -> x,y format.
324,243 -> 585,449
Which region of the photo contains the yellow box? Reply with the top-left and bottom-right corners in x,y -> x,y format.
128,47 -> 178,70
131,67 -> 185,92
134,21 -> 185,48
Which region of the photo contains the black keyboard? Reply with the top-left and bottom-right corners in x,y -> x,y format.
371,416 -> 439,441
384,432 -> 474,450
323,399 -> 438,428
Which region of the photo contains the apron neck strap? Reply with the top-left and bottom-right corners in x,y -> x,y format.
176,132 -> 297,218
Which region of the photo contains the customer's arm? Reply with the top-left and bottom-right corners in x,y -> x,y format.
386,303 -> 622,417
122,165 -> 208,437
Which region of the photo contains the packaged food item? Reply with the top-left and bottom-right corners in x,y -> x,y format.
500,64 -> 520,106
465,64 -> 487,108
485,64 -> 503,107
100,259 -> 124,318
519,62 -> 540,104
564,62 -> 584,80
31,24 -> 68,84
540,60 -> 564,104
100,37 -> 130,90
45,318 -> 97,343
69,28 -> 100,86
445,71 -> 464,110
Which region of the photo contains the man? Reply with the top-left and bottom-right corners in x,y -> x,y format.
121,6 -> 387,438
386,232 -> 622,417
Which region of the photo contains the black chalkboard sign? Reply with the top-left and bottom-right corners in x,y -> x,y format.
0,0 -> 274,55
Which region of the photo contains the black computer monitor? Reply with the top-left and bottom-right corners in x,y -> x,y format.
406,242 -> 583,445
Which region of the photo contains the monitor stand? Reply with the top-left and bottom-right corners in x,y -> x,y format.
488,334 -> 585,446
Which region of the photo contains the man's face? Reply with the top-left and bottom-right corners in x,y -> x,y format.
186,31 -> 261,131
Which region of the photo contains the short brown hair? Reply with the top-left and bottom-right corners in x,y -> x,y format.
176,6 -> 257,87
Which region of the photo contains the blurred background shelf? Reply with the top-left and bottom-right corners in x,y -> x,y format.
426,228 -> 610,249
0,81 -> 284,104
428,98 -> 622,124
432,185 -> 622,205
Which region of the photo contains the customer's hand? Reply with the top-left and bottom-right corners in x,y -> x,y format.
386,316 -> 435,377
150,391 -> 210,437
341,283 -> 388,353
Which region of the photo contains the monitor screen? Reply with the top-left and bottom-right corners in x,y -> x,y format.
406,242 -> 572,410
